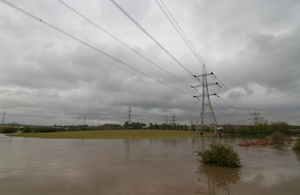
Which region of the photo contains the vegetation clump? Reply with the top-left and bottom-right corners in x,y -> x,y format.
267,131 -> 286,144
237,140 -> 271,146
237,131 -> 295,146
293,138 -> 300,151
0,126 -> 18,134
22,126 -> 32,133
197,143 -> 241,168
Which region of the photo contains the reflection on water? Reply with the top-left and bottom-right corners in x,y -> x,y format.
0,134 -> 300,195
196,165 -> 241,195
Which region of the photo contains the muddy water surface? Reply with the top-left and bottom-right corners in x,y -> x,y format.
0,134 -> 299,195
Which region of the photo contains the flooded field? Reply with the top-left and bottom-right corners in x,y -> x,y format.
0,134 -> 299,195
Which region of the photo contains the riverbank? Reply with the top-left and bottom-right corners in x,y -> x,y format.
8,130 -> 216,139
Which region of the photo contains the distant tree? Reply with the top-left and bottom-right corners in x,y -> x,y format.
270,122 -> 290,135
149,123 -> 154,129
235,125 -> 248,134
166,124 -> 171,130
179,125 -> 184,131
23,126 -> 32,133
128,122 -> 146,129
264,123 -> 271,134
205,126 -> 211,132
123,121 -> 130,129
222,124 -> 235,134
248,125 -> 254,134
191,124 -> 196,131
154,124 -> 159,129
172,124 -> 177,130
256,124 -> 264,134
184,125 -> 188,131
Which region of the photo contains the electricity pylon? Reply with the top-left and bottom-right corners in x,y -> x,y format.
1,111 -> 5,125
171,113 -> 176,125
83,114 -> 86,126
249,109 -> 263,126
128,106 -> 132,124
192,65 -> 220,136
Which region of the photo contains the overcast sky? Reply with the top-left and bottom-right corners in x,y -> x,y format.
0,0 -> 299,126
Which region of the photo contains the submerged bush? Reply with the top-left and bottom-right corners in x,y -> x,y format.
268,131 -> 285,144
197,143 -> 241,168
293,138 -> 300,151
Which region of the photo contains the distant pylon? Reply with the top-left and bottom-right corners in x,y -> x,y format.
172,113 -> 176,125
128,106 -> 132,124
192,65 -> 220,136
249,109 -> 263,126
83,114 -> 86,126
1,111 -> 5,125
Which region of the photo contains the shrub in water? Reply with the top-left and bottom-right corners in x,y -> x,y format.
293,138 -> 300,152
268,131 -> 285,144
197,143 -> 241,168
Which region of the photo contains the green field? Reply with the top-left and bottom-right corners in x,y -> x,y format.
9,130 -> 216,139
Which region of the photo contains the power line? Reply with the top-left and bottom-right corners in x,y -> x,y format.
217,97 -> 248,117
154,0 -> 206,66
154,0 -> 251,114
109,0 -> 195,77
1,0 -> 253,126
218,82 -> 252,113
57,0 -> 191,87
0,0 -> 193,98
211,100 -> 249,125
212,99 -> 246,119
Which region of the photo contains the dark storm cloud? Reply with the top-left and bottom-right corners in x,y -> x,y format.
0,0 -> 299,126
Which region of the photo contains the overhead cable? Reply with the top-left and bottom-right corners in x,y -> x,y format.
109,0 -> 195,77
154,0 -> 206,66
0,0 -> 192,97
218,97 -> 248,117
57,0 -> 191,87
211,102 -> 248,125
155,0 -> 251,114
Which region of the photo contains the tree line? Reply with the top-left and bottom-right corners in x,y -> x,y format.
1,121 -> 293,135
219,122 -> 291,135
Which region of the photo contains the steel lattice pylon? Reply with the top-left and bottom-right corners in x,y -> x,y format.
1,111 -> 5,125
128,106 -> 132,124
249,108 -> 264,126
192,65 -> 220,136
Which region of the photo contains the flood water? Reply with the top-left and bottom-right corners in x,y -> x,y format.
0,134 -> 299,195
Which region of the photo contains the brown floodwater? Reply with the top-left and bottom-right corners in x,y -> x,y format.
0,134 -> 299,195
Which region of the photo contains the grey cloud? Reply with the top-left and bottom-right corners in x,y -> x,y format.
0,0 -> 299,126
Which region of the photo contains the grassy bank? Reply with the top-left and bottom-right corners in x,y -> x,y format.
8,130 -> 216,139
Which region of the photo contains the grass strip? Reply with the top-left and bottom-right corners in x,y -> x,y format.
9,130 -> 216,140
